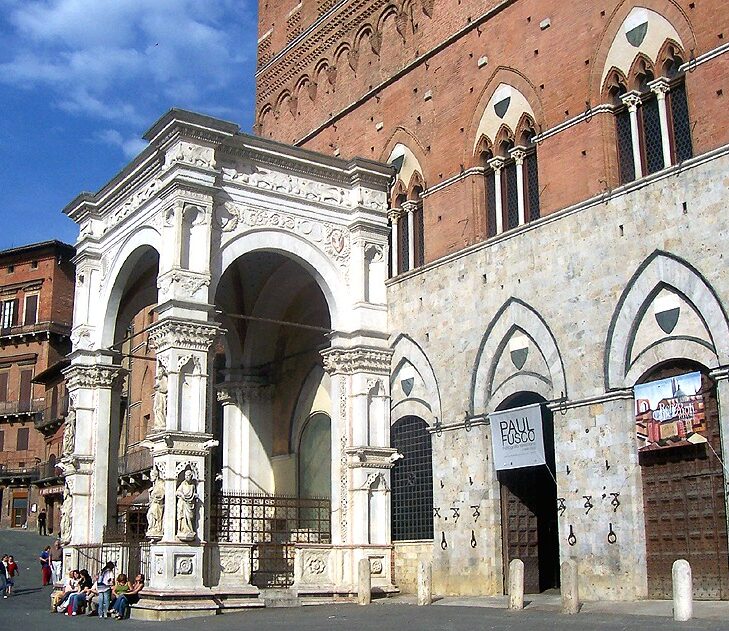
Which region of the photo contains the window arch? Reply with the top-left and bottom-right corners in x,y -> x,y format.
600,9 -> 693,184
473,84 -> 541,236
391,416 -> 433,541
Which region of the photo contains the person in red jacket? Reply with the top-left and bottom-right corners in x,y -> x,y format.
39,546 -> 52,586
5,555 -> 19,596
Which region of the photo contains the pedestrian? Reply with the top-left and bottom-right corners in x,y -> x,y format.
38,508 -> 47,536
111,573 -> 144,620
0,554 -> 7,598
5,555 -> 19,596
39,545 -> 52,586
66,569 -> 93,615
50,540 -> 63,585
95,561 -> 115,618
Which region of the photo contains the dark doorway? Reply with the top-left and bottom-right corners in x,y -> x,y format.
639,361 -> 729,599
497,392 -> 559,594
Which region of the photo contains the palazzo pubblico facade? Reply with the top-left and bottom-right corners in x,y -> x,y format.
58,0 -> 729,618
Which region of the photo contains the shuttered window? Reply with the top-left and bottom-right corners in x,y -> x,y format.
16,427 -> 29,451
24,294 -> 38,325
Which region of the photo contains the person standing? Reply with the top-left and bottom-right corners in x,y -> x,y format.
95,561 -> 115,618
37,508 -> 47,536
49,540 -> 63,585
0,555 -> 7,598
39,546 -> 52,586
5,555 -> 19,596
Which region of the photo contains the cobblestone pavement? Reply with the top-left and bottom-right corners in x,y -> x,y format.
2,530 -> 726,630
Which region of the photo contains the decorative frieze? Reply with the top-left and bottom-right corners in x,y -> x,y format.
321,347 -> 392,375
216,380 -> 273,407
217,201 -> 351,267
147,319 -> 220,353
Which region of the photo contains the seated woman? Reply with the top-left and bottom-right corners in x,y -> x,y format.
110,573 -> 144,620
53,570 -> 79,612
66,569 -> 93,615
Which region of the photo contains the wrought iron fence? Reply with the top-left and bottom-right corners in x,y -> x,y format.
74,541 -> 150,580
210,492 -> 331,587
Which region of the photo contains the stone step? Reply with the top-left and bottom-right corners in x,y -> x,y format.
260,589 -> 301,608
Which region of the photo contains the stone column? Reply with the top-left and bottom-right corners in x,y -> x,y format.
62,357 -> 126,544
648,77 -> 672,169
216,375 -> 274,493
388,208 -> 402,276
710,367 -> 729,541
403,200 -> 418,272
509,147 -> 527,226
144,318 -> 220,593
487,157 -> 505,234
321,344 -> 395,591
621,92 -> 643,180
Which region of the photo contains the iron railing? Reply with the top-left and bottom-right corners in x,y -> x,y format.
210,492 -> 331,588
74,541 -> 150,579
0,321 -> 72,339
118,447 -> 153,477
0,398 -> 44,416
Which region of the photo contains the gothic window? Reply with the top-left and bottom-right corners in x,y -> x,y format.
525,150 -> 540,222
411,187 -> 425,268
612,55 -> 692,185
391,416 -> 434,541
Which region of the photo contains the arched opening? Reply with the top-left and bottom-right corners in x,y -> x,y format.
636,359 -> 729,599
298,412 -> 331,500
390,416 -> 433,541
108,246 -> 159,537
496,391 -> 559,594
212,249 -> 334,587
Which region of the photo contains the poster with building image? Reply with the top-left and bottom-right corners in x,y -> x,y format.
635,371 -> 706,451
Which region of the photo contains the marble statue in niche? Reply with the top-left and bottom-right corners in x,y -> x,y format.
146,466 -> 165,540
176,468 -> 198,541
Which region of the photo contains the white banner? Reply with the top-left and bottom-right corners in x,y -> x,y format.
489,403 -> 546,471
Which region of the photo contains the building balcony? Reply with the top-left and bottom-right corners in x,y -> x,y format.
0,457 -> 40,484
0,320 -> 72,344
0,398 -> 44,420
118,446 -> 153,492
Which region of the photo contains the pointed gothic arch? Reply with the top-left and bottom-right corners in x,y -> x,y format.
605,251 -> 729,389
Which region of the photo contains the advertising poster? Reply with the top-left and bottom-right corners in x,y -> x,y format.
635,371 -> 706,451
489,403 -> 545,470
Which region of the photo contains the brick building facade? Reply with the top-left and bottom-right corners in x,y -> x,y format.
254,0 -> 729,599
0,240 -> 75,531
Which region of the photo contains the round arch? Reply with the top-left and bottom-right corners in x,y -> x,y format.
99,227 -> 161,348
213,229 -> 347,332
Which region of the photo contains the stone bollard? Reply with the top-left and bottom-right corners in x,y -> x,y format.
560,559 -> 580,615
672,559 -> 692,622
358,558 -> 372,605
417,560 -> 433,606
508,559 -> 525,610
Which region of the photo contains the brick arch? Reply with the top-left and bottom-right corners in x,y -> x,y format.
465,66 -> 544,167
354,23 -> 374,49
588,0 -> 696,102
377,4 -> 399,32
656,38 -> 686,75
627,52 -> 656,90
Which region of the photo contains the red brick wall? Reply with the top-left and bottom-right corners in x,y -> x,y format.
256,0 -> 729,262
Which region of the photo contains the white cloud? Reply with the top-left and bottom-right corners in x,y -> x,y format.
0,0 -> 255,147
95,129 -> 148,159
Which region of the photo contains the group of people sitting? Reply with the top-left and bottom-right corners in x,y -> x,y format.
51,561 -> 144,620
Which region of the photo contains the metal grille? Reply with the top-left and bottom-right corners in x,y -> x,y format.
525,151 -> 540,222
413,204 -> 425,267
210,492 -> 331,588
642,95 -> 664,174
641,368 -> 729,599
391,416 -> 434,541
486,168 -> 497,237
75,541 -> 149,580
397,214 -> 409,274
616,108 -> 635,184
504,162 -> 519,230
670,81 -> 693,162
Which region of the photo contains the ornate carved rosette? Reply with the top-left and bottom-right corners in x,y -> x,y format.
63,364 -> 126,391
321,347 -> 392,375
147,319 -> 220,353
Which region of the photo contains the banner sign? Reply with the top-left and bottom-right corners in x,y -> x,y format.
489,403 -> 545,471
635,371 -> 706,451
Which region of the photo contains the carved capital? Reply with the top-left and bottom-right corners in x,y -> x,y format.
387,208 -> 404,223
509,146 -> 527,165
63,363 -> 126,391
648,77 -> 671,99
216,380 -> 273,406
620,91 -> 642,112
401,200 -> 420,214
147,319 -> 220,353
487,156 -> 506,171
321,347 -> 392,375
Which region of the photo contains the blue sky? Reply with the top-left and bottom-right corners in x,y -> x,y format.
0,0 -> 258,250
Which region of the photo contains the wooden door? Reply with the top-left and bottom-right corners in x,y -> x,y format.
501,471 -> 541,593
641,369 -> 729,599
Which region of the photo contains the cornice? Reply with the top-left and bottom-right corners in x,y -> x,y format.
63,363 -> 126,390
147,319 -> 220,353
